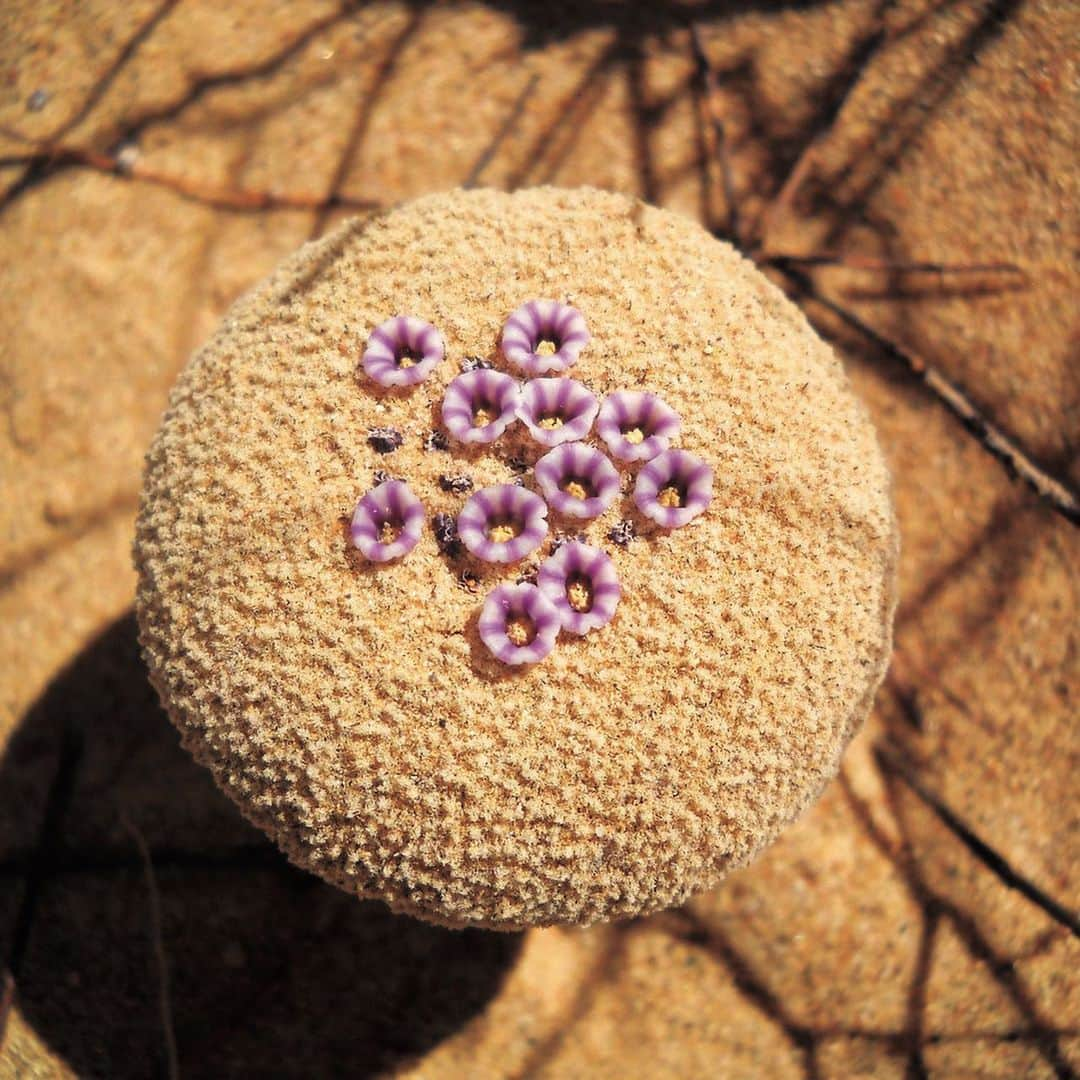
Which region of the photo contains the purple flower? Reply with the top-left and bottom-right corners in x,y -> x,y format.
516,378 -> 599,447
534,442 -> 620,520
596,391 -> 681,462
478,583 -> 561,665
441,369 -> 521,445
537,541 -> 621,636
633,449 -> 713,528
362,316 -> 445,388
501,300 -> 589,376
350,480 -> 425,562
457,484 -> 548,564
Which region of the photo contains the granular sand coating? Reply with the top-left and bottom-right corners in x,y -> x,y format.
134,187 -> 897,929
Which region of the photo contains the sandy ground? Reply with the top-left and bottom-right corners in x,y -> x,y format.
0,1 -> 1076,1077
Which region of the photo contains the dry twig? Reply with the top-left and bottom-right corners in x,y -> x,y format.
875,745 -> 1080,938
464,73 -> 540,188
782,264 -> 1080,525
122,815 -> 180,1080
689,25 -> 740,243
2,143 -> 384,214
764,252 -> 1025,276
0,970 -> 14,1051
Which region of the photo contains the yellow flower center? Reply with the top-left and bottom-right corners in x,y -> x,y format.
567,578 -> 593,613
506,614 -> 535,646
488,522 -> 520,543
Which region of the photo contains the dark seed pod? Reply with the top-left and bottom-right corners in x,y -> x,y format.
424,430 -> 450,452
461,356 -> 494,372
550,531 -> 588,554
607,519 -> 637,547
368,427 -> 404,454
439,474 -> 474,495
433,512 -> 463,558
456,569 -> 480,593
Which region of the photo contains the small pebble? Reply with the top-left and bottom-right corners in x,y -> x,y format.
424,430 -> 450,452
26,89 -> 49,112
608,519 -> 637,546
111,137 -> 140,173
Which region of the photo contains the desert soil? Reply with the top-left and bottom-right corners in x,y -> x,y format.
0,1 -> 1076,1077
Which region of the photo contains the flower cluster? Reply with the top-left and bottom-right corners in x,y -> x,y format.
351,301 -> 714,665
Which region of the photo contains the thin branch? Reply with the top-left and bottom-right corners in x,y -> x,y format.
310,7 -> 425,239
840,772 -> 1075,1077
0,970 -> 13,1052
504,41 -> 619,190
6,726 -> 83,979
2,143 -> 384,215
0,841 -> 286,879
764,252 -> 1025,276
781,264 -> 1080,525
626,35 -> 660,205
463,73 -> 540,188
752,0 -> 896,245
904,907 -> 938,1078
758,135 -> 821,246
689,25 -> 740,244
662,909 -> 820,1077
876,745 -> 1080,939
122,815 -> 180,1080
